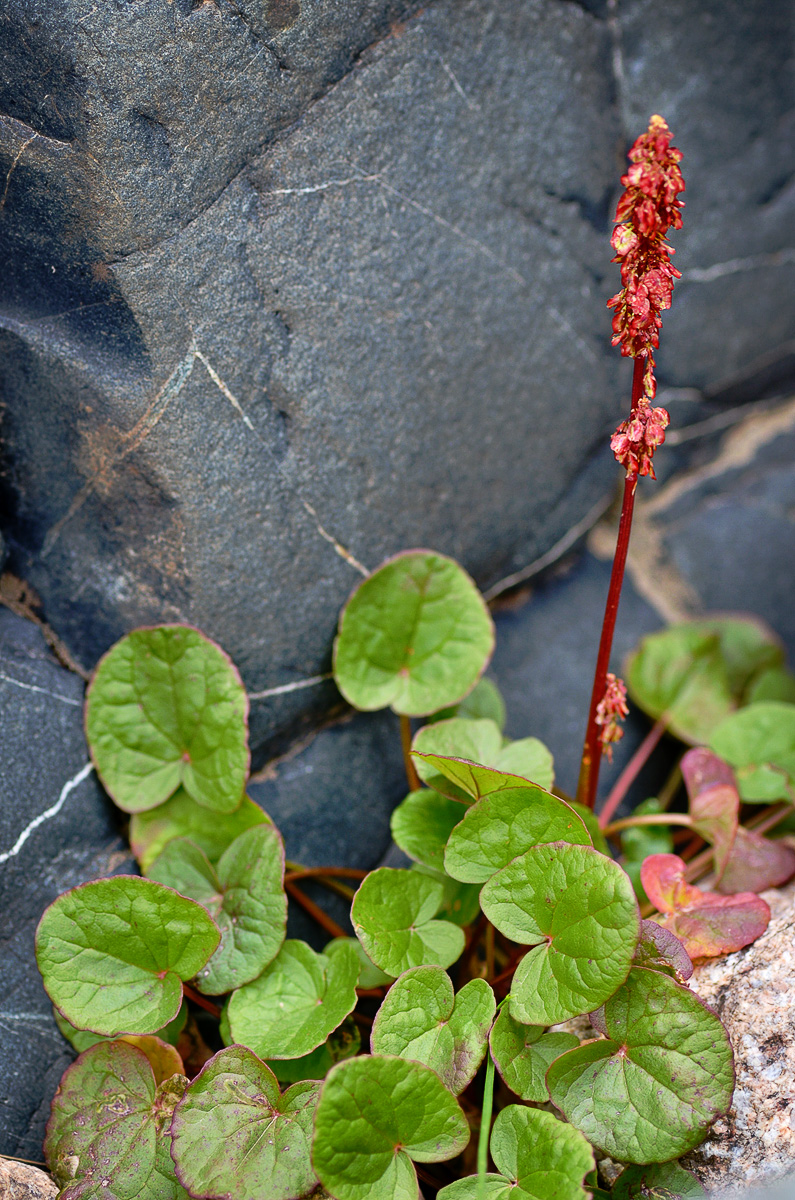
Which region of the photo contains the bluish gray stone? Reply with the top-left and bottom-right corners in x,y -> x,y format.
0,612 -> 134,1159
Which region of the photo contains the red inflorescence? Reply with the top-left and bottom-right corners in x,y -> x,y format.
608,115 -> 684,480
595,673 -> 629,760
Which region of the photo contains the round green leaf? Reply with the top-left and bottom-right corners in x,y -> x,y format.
170,1046 -> 319,1200
410,864 -> 483,927
489,1007 -> 578,1102
566,799 -> 611,856
437,1104 -> 594,1200
86,626 -> 249,813
746,665 -> 795,705
351,867 -> 465,976
613,1162 -> 707,1199
480,844 -> 639,1025
332,551 -> 494,716
371,966 -> 495,1094
147,825 -> 287,994
44,1040 -> 188,1199
390,789 -> 467,870
431,677 -> 507,730
130,788 -> 269,872
36,876 -> 220,1035
546,966 -> 734,1163
413,719 -> 554,799
312,1054 -> 470,1200
411,752 -> 544,804
626,618 -> 782,745
444,786 -> 591,884
325,936 -> 395,988
709,701 -> 795,802
227,939 -> 359,1059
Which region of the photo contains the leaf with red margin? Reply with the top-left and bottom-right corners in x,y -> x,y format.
682,749 -> 795,893
682,748 -> 739,881
718,825 -> 795,895
640,854 -> 770,958
634,919 -> 693,981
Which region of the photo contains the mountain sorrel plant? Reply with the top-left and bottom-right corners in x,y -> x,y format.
29,118 -> 795,1199
577,114 -> 683,812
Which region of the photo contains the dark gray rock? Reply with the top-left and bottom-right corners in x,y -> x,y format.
0,611 -> 134,1159
654,410 -> 795,663
2,0 -> 622,762
3,0 -> 791,765
618,0 -> 795,394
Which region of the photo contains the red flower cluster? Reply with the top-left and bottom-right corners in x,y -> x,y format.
595,673 -> 629,760
610,402 -> 670,480
608,115 -> 684,480
608,114 -> 684,362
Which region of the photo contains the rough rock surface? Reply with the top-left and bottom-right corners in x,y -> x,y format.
0,611 -> 135,1159
0,1159 -> 57,1200
2,0 -> 792,763
684,880 -> 795,1195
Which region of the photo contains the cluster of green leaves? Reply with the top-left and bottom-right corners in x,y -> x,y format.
41,556 -> 795,1200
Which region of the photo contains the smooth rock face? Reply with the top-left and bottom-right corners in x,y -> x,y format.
0,611 -> 135,1159
685,880 -> 795,1194
4,0 -> 791,762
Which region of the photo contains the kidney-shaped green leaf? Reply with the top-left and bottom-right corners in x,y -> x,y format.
313,1054 -> 470,1200
86,626 -> 249,813
170,1046 -> 319,1200
130,788 -> 269,873
489,1007 -> 578,1103
413,720 -> 554,800
547,966 -> 734,1163
437,1104 -> 594,1200
36,876 -> 220,1035
390,789 -> 467,871
613,1162 -> 707,1199
147,825 -> 287,995
480,844 -> 639,1025
44,1039 -> 188,1200
709,701 -> 795,802
333,551 -> 494,716
627,618 -> 782,745
444,786 -> 591,884
352,867 -> 465,976
227,938 -> 359,1059
371,966 -> 495,1094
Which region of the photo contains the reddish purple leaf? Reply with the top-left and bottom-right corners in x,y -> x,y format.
682,748 -> 739,882
681,746 -> 795,895
681,747 -> 736,795
634,919 -> 693,981
640,854 -> 703,914
641,853 -> 770,959
718,826 -> 795,895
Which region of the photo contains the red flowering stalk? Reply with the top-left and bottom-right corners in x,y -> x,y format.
577,116 -> 684,810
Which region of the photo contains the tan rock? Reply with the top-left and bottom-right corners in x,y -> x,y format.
0,1158 -> 58,1200
683,880 -> 795,1195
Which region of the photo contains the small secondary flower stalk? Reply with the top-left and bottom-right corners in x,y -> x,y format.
577,116 -> 684,810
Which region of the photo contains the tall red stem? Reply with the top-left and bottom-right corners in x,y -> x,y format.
576,357 -> 645,809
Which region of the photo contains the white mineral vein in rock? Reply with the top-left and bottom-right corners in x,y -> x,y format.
0,669 -> 81,705
0,761 -> 93,864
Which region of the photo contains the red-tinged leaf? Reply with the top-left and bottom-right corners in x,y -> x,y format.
682,748 -> 740,882
634,919 -> 693,981
690,783 -> 739,879
681,746 -> 736,794
642,854 -> 770,958
660,892 -> 770,959
718,825 -> 795,895
640,854 -> 703,914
